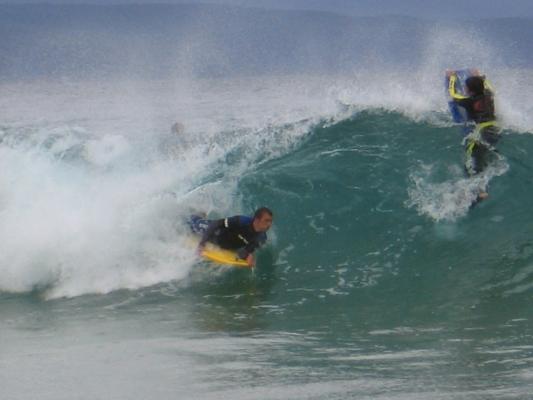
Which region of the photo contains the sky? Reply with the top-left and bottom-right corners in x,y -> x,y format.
1,0 -> 533,19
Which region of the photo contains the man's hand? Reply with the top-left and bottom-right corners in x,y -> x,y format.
246,254 -> 255,267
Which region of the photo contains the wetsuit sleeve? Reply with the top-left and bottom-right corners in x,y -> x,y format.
199,219 -> 224,247
448,73 -> 476,118
225,216 -> 249,259
484,78 -> 495,94
448,74 -> 469,103
237,233 -> 267,260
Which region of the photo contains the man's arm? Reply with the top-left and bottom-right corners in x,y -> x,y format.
236,233 -> 267,260
448,73 -> 468,102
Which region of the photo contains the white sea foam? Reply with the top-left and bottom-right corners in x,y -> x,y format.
0,77 -> 347,298
406,158 -> 509,222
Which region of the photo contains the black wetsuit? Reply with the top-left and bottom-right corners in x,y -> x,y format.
454,92 -> 495,125
192,215 -> 267,260
453,90 -> 500,175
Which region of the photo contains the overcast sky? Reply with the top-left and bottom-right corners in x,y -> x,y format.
1,0 -> 533,19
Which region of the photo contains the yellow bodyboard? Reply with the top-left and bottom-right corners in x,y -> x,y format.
187,236 -> 250,268
201,243 -> 250,268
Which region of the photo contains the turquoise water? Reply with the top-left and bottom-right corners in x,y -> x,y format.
2,5 -> 533,400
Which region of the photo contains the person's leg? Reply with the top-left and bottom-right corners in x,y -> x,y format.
464,139 -> 480,176
464,140 -> 491,201
187,215 -> 210,235
481,126 -> 501,147
465,132 -> 495,175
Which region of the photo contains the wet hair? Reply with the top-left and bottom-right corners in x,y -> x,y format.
253,207 -> 273,220
465,76 -> 485,96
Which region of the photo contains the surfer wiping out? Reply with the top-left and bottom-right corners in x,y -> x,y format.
447,70 -> 501,200
188,207 -> 273,267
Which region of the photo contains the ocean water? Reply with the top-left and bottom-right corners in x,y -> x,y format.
2,5 -> 533,400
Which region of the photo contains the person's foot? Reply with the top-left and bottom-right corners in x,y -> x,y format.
477,191 -> 489,201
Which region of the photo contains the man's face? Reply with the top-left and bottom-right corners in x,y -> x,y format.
253,214 -> 273,232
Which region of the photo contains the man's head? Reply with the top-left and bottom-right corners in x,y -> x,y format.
252,207 -> 273,232
465,76 -> 485,96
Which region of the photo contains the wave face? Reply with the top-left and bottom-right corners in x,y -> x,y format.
2,5 -> 533,400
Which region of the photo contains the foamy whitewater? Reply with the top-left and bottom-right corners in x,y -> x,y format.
2,4 -> 533,400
